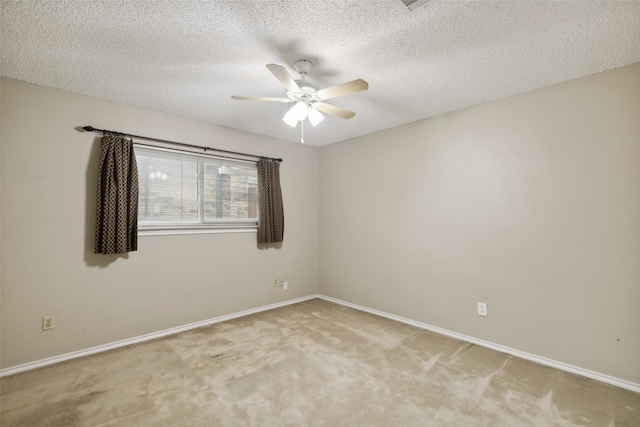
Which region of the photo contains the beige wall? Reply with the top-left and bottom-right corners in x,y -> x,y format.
319,63 -> 640,383
3,63 -> 640,385
0,78 -> 319,368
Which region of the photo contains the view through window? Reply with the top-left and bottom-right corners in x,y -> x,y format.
135,146 -> 258,230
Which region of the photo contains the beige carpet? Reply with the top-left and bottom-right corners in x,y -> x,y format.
1,298 -> 638,426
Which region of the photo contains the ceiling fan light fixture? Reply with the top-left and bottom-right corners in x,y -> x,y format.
234,60 -> 368,138
282,105 -> 299,127
283,101 -> 308,127
293,100 -> 308,120
308,106 -> 324,127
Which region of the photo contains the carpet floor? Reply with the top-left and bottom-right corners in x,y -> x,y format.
1,298 -> 639,426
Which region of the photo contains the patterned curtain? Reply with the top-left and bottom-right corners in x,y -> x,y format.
94,133 -> 139,254
257,158 -> 284,244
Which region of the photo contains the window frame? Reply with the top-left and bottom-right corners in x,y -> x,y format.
134,145 -> 259,236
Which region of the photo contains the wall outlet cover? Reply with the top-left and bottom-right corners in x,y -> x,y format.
477,302 -> 488,317
42,316 -> 55,330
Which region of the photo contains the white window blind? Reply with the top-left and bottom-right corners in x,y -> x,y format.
135,146 -> 258,231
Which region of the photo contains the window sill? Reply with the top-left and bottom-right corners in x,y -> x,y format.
139,227 -> 257,236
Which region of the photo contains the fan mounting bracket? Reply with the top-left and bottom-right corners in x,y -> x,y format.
293,59 -> 313,76
294,60 -> 313,76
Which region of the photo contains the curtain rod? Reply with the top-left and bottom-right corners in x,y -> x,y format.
82,126 -> 283,162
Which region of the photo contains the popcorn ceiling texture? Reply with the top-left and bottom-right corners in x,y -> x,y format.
1,0 -> 639,146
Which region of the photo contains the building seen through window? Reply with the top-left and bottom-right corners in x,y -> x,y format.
135,147 -> 258,229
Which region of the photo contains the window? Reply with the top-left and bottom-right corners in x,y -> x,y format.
135,146 -> 258,232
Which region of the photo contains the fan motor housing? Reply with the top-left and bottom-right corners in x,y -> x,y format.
288,79 -> 319,103
296,80 -> 316,93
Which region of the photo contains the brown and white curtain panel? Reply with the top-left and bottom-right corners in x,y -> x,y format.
95,133 -> 139,254
257,158 -> 284,244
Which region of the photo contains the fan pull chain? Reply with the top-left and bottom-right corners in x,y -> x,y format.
300,119 -> 305,143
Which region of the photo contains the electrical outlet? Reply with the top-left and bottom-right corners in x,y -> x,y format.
283,281 -> 288,291
477,302 -> 487,317
42,315 -> 55,330
274,278 -> 279,287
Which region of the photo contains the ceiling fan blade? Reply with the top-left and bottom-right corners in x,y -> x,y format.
314,102 -> 356,119
266,64 -> 300,93
316,79 -> 368,100
231,96 -> 293,102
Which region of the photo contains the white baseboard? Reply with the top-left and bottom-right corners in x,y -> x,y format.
317,295 -> 640,394
3,293 -> 639,394
0,295 -> 318,378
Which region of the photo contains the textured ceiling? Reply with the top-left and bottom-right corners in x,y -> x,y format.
2,0 -> 639,147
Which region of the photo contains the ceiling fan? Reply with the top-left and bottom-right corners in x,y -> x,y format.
231,60 -> 368,143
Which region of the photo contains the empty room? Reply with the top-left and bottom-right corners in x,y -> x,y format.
1,1 -> 639,426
